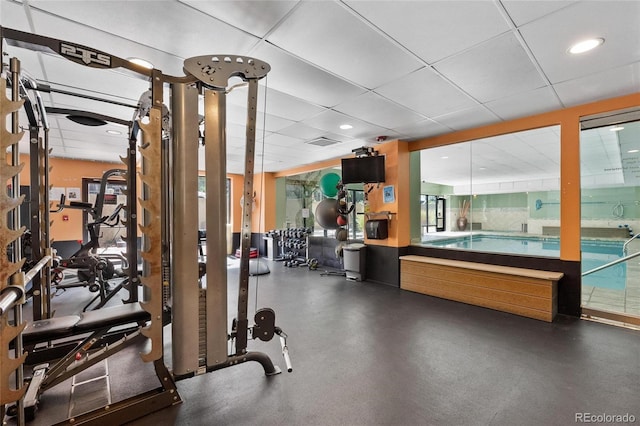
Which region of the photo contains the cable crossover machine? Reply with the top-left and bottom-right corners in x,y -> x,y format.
0,26 -> 291,425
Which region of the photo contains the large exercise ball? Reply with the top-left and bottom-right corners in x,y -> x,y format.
335,228 -> 348,241
315,198 -> 340,229
319,173 -> 341,198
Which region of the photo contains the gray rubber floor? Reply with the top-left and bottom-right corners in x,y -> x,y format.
10,259 -> 640,425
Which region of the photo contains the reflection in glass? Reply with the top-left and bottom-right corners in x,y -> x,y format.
418,125 -> 561,257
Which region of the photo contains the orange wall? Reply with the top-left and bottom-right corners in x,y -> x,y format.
16,154 -> 125,242
229,172 -> 277,233
363,140 -> 411,247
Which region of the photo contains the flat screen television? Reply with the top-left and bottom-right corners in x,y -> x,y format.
341,155 -> 385,184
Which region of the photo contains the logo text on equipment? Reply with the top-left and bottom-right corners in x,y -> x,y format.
60,43 -> 111,67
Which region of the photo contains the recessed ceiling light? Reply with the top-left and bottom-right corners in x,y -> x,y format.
106,129 -> 122,135
128,57 -> 154,69
339,124 -> 353,130
610,126 -> 625,132
568,38 -> 604,54
628,149 -> 639,153
441,156 -> 449,159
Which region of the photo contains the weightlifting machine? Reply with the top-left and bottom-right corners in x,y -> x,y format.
52,169 -> 128,312
1,26 -> 291,425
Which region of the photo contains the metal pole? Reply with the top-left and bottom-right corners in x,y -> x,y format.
170,82 -> 201,375
235,79 -> 259,354
204,88 -> 229,367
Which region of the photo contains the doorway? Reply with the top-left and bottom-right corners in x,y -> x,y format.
580,109 -> 640,327
421,195 -> 446,234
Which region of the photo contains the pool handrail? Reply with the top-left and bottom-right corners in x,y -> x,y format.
623,233 -> 640,255
582,250 -> 640,277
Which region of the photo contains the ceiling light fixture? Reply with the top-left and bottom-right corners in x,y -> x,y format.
568,38 -> 604,54
339,124 -> 353,130
628,149 -> 639,153
106,129 -> 122,135
128,57 -> 154,69
610,126 -> 625,132
441,156 -> 449,159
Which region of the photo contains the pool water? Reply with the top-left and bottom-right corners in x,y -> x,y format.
424,235 -> 625,290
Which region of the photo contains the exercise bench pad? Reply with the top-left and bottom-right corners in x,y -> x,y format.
75,303 -> 149,331
24,315 -> 81,345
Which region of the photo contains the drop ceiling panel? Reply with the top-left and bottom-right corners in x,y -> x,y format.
1,1 -> 33,31
301,109 -> 389,141
28,1 -> 260,69
227,87 -> 326,122
21,4 -> 186,76
266,1 -> 423,89
553,63 -> 640,107
485,86 -> 563,121
333,91 -> 426,129
179,0 -> 299,39
500,1 -> 577,26
252,42 -> 366,108
519,1 -> 640,84
394,119 -> 452,141
346,0 -> 511,63
36,54 -> 149,101
375,68 -> 478,118
433,106 -> 498,132
264,133 -> 305,148
434,32 -> 547,103
225,104 -> 294,133
1,46 -> 47,80
277,123 -> 326,141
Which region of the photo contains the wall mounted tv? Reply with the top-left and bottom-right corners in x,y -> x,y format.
341,155 -> 386,184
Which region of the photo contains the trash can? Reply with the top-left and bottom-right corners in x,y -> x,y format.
343,243 -> 366,282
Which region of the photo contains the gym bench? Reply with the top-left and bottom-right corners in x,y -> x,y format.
19,303 -> 151,419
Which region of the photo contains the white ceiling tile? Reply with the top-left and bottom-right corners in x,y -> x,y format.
37,54 -> 150,102
179,0 -> 299,38
346,0 -> 511,63
12,4 -> 184,75
433,106 -> 499,132
278,123 -> 326,141
252,42 -> 366,108
485,86 -> 563,121
333,91 -> 425,129
519,1 -> 640,84
435,32 -> 547,103
225,103 -> 294,133
395,119 -> 452,141
266,1 -> 423,89
501,1 -> 578,26
227,86 -> 326,122
375,67 -> 478,118
264,133 -> 305,148
553,63 -> 640,107
28,1 -> 260,73
300,109 -> 389,140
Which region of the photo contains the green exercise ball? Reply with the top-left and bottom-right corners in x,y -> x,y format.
319,173 -> 341,198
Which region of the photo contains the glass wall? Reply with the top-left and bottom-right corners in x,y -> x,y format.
417,125 -> 562,257
278,169 -> 365,240
580,117 -> 640,317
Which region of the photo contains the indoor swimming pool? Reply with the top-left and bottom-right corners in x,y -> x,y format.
423,234 -> 626,290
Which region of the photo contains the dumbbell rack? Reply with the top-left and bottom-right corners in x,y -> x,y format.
266,228 -> 311,267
